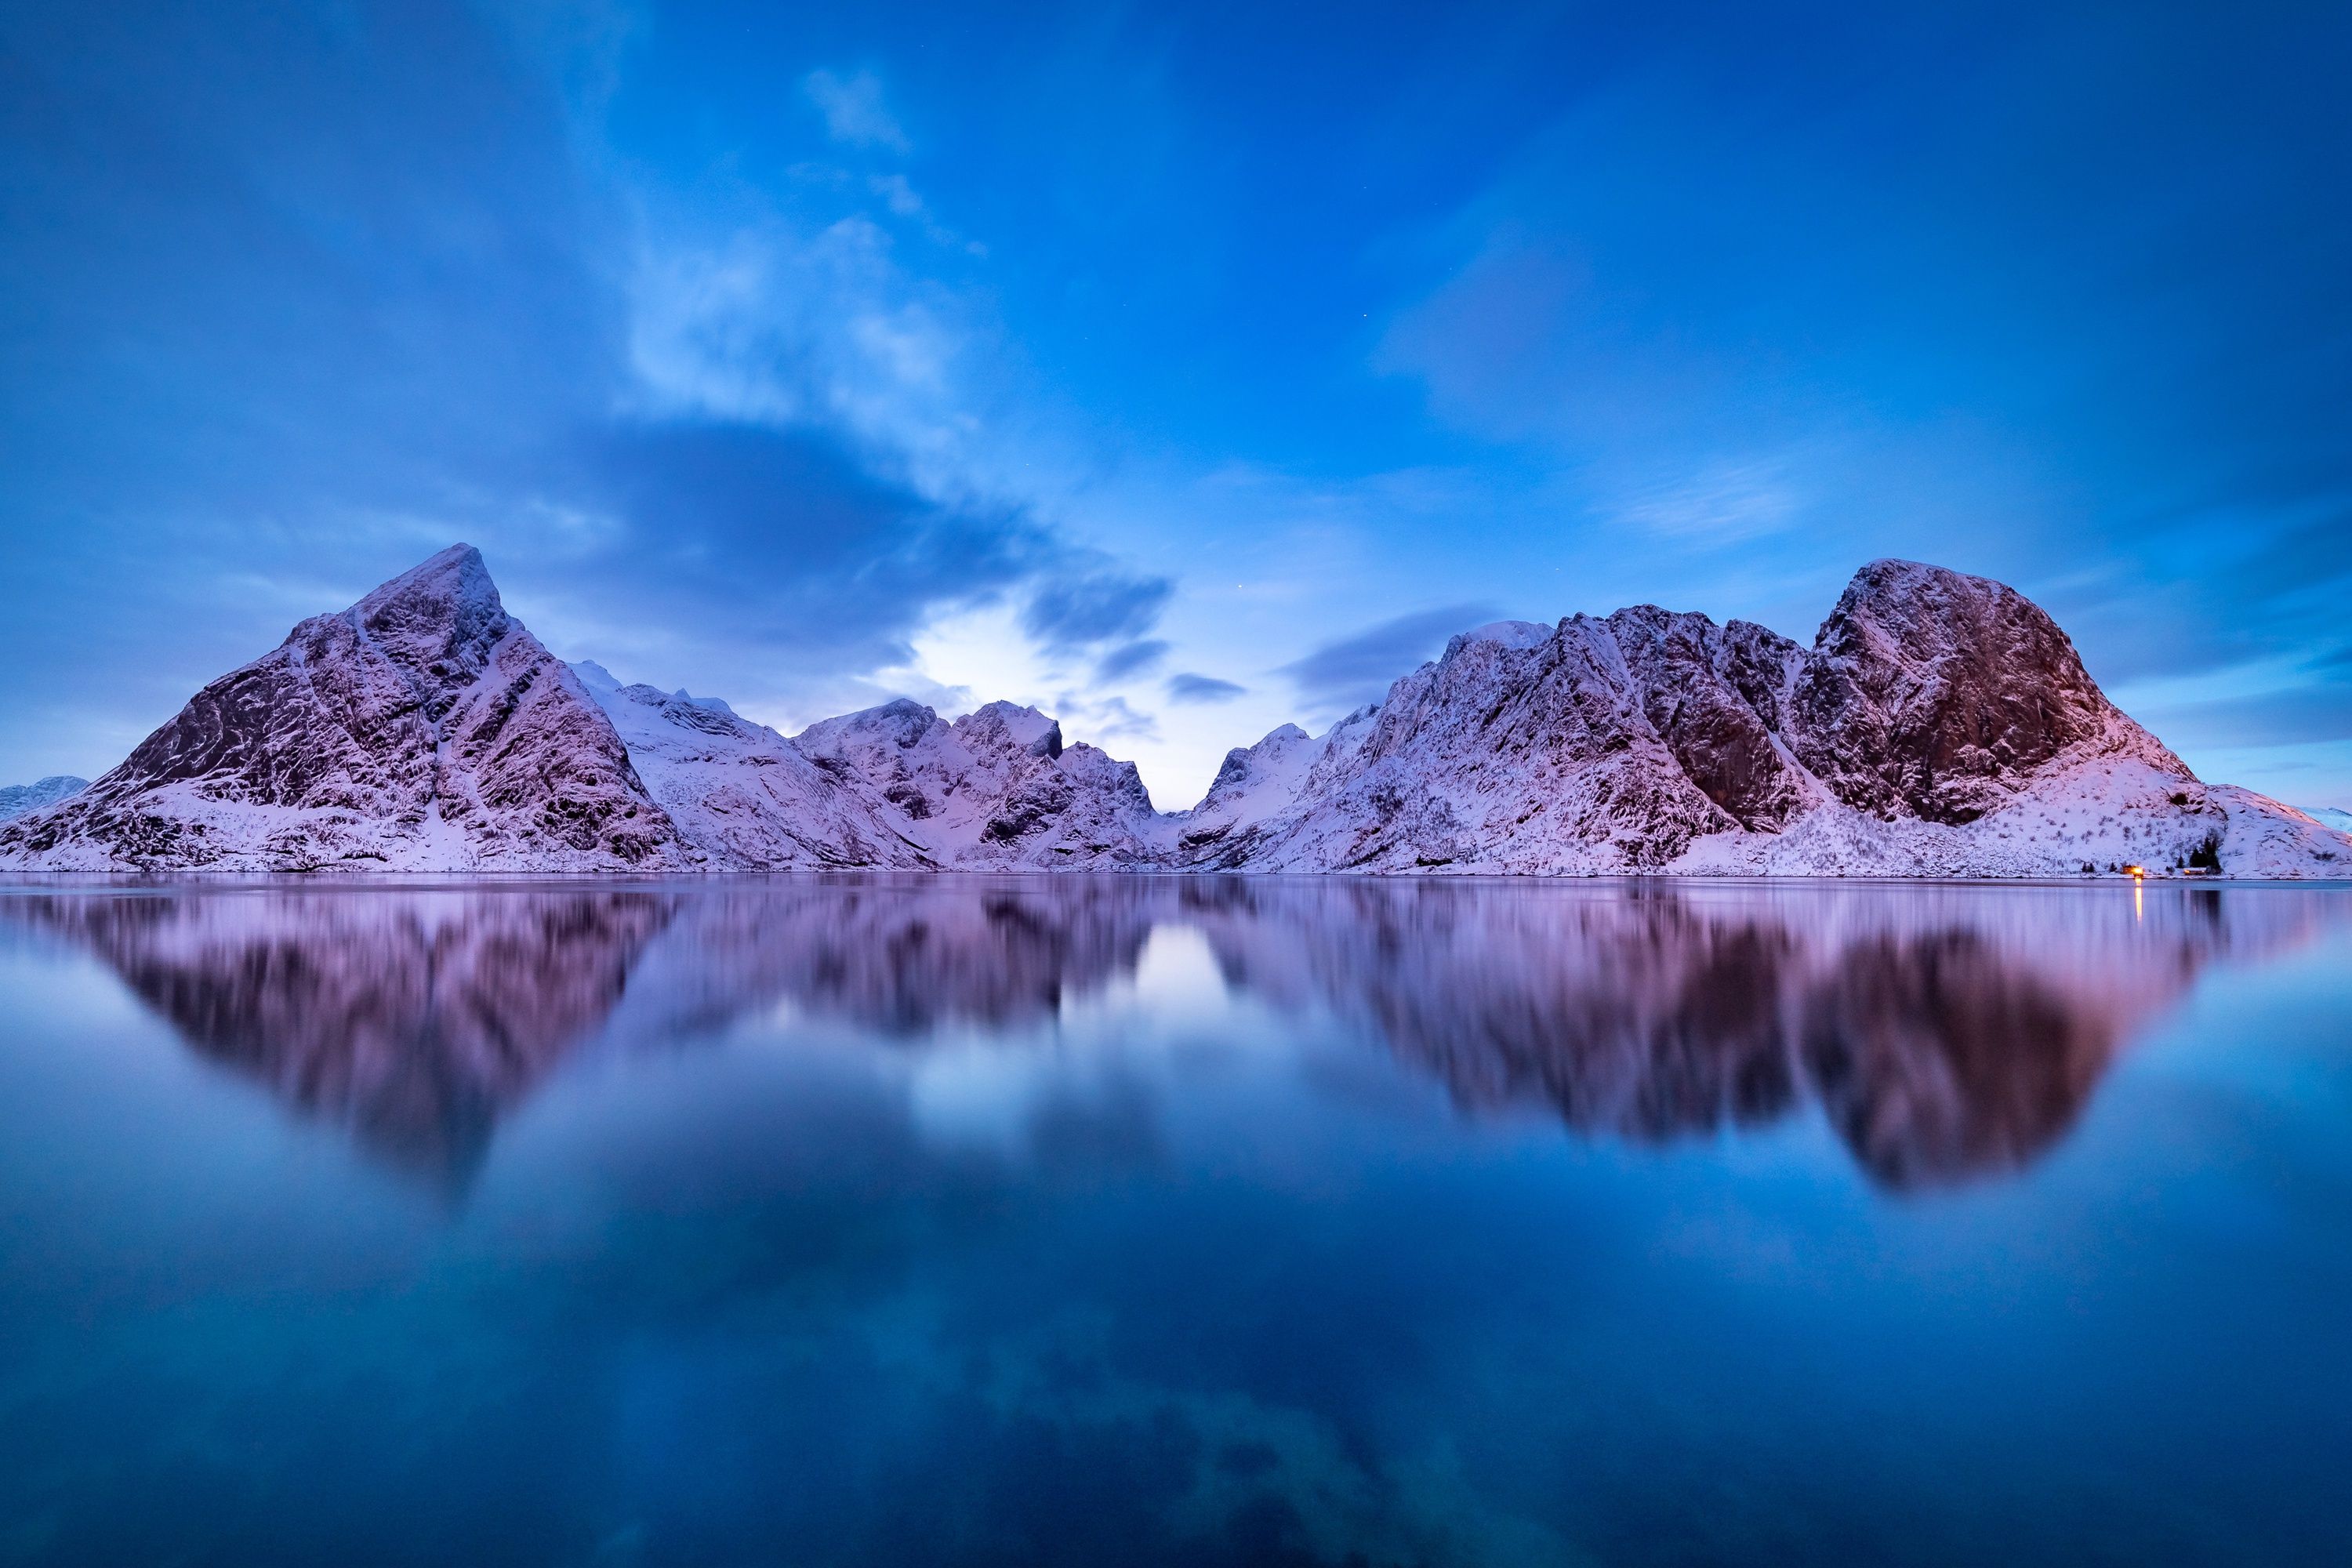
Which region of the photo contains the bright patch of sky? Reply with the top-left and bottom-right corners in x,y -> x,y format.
2,0 -> 2349,807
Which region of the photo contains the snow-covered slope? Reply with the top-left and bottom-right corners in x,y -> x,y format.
2300,804 -> 2352,833
569,662 -> 927,870
793,699 -> 1160,868
0,775 -> 87,820
1167,560 -> 2347,879
1163,706 -> 1380,867
7,549 -> 2343,877
0,546 -> 683,870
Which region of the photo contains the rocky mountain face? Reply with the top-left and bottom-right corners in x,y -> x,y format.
570,663 -> 929,871
795,699 -> 1160,868
1769,560 -> 2116,822
4,549 -> 2344,877
1188,560 -> 2347,878
0,775 -> 87,820
0,546 -> 684,870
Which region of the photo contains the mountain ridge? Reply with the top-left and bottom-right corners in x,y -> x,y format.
0,775 -> 87,821
4,547 -> 2344,877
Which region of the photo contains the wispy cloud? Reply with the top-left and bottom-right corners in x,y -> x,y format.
1069,694 -> 1161,743
626,214 -> 988,499
1616,460 -> 1800,545
1021,570 -> 1173,652
802,68 -> 909,152
1277,603 -> 1497,710
1166,673 -> 1245,704
1094,639 -> 1170,683
869,173 -> 986,254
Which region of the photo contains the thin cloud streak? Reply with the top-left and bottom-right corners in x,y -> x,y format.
1278,604 -> 1501,712
802,67 -> 910,152
1166,673 -> 1246,705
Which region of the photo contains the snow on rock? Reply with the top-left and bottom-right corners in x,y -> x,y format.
1461,619 -> 1556,652
0,546 -> 683,870
572,667 -> 927,870
2208,787 -> 2352,878
1164,723 -> 1318,858
1212,560 -> 2344,879
0,775 -> 89,820
793,699 -> 1160,868
1220,607 -> 1801,873
1778,559 -> 2124,825
2299,804 -> 2352,833
6,550 -> 2341,879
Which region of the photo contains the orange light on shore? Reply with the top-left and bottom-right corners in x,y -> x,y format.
2125,865 -> 2147,878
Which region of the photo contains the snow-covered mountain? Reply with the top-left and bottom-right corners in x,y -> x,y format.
1177,560 -> 2350,879
795,699 -> 1160,868
0,775 -> 87,820
4,548 -> 2345,877
2302,805 -> 2352,833
568,662 -> 927,870
0,546 -> 684,870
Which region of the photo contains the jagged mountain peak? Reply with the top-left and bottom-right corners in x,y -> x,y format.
8,550 -> 2345,878
1171,558 -> 2338,877
1,547 -> 679,871
1450,619 -> 1556,655
354,539 -> 501,619
0,775 -> 89,821
956,701 -> 1063,760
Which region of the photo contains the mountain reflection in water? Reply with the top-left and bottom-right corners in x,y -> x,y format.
1,877 -> 2327,1191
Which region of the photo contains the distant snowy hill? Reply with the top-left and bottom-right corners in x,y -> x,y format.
2301,805 -> 2352,833
0,775 -> 87,820
5,548 -> 2346,877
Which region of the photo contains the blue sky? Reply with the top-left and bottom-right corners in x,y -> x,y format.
4,0 -> 2349,807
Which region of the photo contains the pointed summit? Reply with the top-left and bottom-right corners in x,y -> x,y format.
0,547 -> 681,871
350,543 -> 512,681
9,551 -> 2343,878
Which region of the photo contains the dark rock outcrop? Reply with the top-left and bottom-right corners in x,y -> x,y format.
1782,558 -> 2116,824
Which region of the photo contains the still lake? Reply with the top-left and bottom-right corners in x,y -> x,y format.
0,875 -> 2347,1566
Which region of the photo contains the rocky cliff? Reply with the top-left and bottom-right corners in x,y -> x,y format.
795,699 -> 1160,869
571,662 -> 929,871
1185,560 -> 2347,878
0,546 -> 683,870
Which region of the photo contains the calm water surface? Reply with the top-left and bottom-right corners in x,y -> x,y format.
1,876 -> 2347,1566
